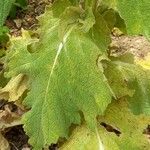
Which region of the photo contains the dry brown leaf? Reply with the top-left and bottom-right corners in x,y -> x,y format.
0,102 -> 25,130
0,74 -> 28,102
0,133 -> 10,150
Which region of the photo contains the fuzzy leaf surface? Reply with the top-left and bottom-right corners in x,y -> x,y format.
60,99 -> 150,150
0,0 -> 15,26
6,4 -> 112,149
116,0 -> 150,38
104,0 -> 150,38
102,54 -> 150,115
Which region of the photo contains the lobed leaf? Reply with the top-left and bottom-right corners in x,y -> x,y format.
6,2 -> 113,149
102,54 -> 150,115
104,0 -> 150,38
60,99 -> 150,150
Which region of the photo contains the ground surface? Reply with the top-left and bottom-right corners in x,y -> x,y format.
2,0 -> 150,149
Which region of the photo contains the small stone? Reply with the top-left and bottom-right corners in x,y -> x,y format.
14,19 -> 22,29
22,148 -> 31,150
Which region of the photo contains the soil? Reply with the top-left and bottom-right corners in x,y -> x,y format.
5,0 -> 52,36
3,125 -> 30,150
2,0 -> 150,150
110,35 -> 150,58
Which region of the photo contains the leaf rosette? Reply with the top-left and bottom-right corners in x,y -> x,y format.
6,1 -> 113,149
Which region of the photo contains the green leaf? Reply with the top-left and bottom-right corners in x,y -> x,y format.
128,70 -> 150,115
103,0 -> 117,9
0,0 -> 15,26
15,0 -> 27,8
59,6 -> 95,38
97,2 -> 126,33
104,0 -> 150,38
102,8 -> 116,30
102,55 -> 134,99
97,2 -> 116,30
116,0 -> 150,37
60,126 -> 101,150
0,26 -> 9,44
6,5 -> 113,149
79,7 -> 95,32
9,0 -> 27,18
51,0 -> 71,18
68,0 -> 79,5
58,6 -> 84,39
102,54 -> 150,115
0,72 -> 8,87
89,12 -> 111,51
99,99 -> 150,150
0,71 -> 9,88
60,99 -> 150,150
114,12 -> 127,33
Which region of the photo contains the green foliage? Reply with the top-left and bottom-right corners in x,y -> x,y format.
15,0 -> 27,8
0,0 -> 14,44
61,99 -> 150,150
0,0 -> 15,26
104,0 -> 150,38
102,54 -> 150,115
0,26 -> 9,44
0,0 -> 27,44
9,0 -> 27,18
116,0 -> 150,38
2,0 -> 150,149
0,0 -> 27,25
0,72 -> 8,87
6,4 -> 113,148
